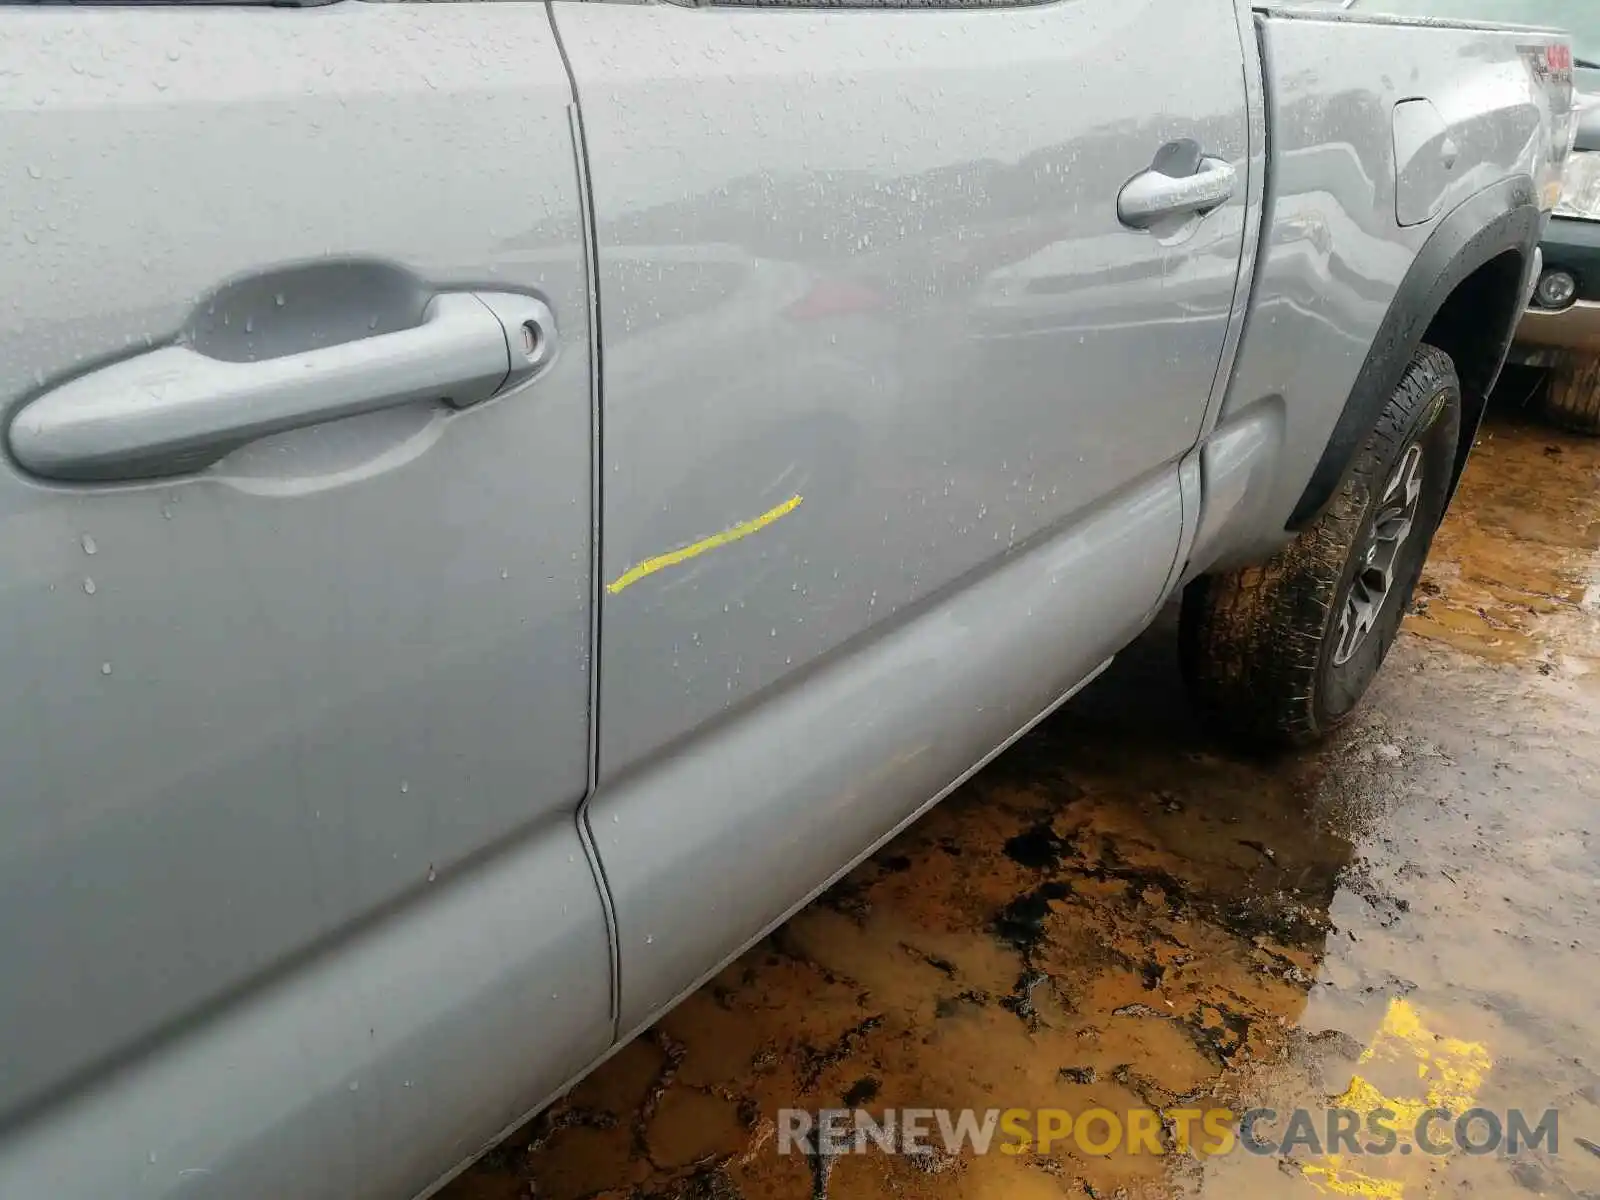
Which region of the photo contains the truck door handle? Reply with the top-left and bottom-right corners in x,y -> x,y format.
8,291 -> 555,482
1117,147 -> 1238,229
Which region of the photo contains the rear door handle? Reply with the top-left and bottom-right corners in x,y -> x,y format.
9,291 -> 555,482
1118,152 -> 1238,229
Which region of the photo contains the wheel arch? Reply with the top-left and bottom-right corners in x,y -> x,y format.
1287,176 -> 1544,530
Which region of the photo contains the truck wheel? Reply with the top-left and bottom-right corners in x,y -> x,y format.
1541,354 -> 1600,435
1179,344 -> 1462,747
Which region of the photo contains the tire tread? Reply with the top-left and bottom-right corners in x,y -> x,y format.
1180,345 -> 1459,747
1543,357 -> 1600,435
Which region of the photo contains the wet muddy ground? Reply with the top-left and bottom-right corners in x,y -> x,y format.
441,403 -> 1600,1200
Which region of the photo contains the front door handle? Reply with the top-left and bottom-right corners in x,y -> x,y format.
9,291 -> 555,482
1118,150 -> 1238,230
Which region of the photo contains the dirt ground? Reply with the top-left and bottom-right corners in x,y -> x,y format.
441,403 -> 1600,1200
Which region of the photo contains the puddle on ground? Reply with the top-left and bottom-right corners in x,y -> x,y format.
1407,406 -> 1600,674
440,410 -> 1600,1200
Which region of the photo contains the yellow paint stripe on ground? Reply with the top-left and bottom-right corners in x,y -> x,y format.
1299,998 -> 1492,1200
1299,1160 -> 1407,1199
606,494 -> 804,595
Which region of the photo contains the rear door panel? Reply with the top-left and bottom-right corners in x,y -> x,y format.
0,5 -> 607,1197
558,0 -> 1249,1030
562,0 -> 1251,781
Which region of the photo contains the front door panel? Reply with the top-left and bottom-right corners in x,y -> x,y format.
0,6 -> 607,1197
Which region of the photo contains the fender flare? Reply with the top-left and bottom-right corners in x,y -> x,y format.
1287,176 -> 1543,530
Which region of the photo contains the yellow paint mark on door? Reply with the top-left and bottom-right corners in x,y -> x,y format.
606,494 -> 804,595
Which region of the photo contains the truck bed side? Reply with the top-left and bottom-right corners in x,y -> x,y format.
1188,5 -> 1572,573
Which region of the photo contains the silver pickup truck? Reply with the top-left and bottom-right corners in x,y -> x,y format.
0,2 -> 1574,1198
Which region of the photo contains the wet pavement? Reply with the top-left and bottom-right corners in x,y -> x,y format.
441,404 -> 1600,1200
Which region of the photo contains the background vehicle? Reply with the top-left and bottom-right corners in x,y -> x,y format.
1519,111 -> 1600,433
1521,42 -> 1600,433
0,2 -> 1569,1198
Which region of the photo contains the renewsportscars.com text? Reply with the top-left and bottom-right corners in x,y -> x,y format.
777,1106 -> 1562,1158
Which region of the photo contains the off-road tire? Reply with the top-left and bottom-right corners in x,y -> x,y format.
1179,344 -> 1462,747
1541,354 -> 1600,435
